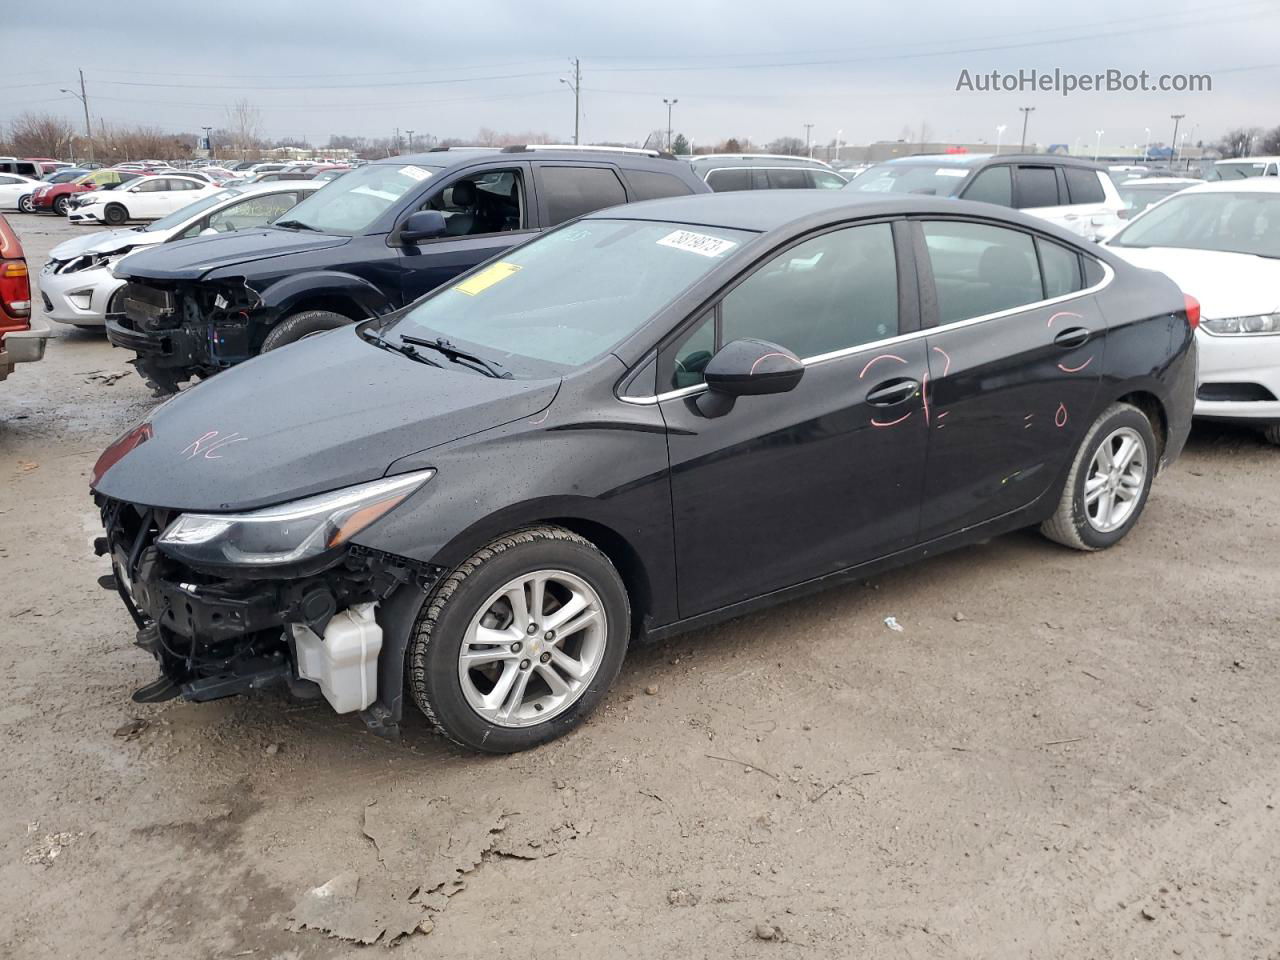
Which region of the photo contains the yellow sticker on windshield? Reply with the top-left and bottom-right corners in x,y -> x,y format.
454,261 -> 521,296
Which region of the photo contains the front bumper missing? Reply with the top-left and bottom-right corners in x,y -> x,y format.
96,495 -> 443,730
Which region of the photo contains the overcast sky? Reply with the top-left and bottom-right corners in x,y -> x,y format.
5,0 -> 1277,151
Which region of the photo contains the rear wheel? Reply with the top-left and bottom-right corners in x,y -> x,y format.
103,203 -> 128,226
260,309 -> 351,352
1263,424 -> 1280,446
53,195 -> 70,217
407,526 -> 630,753
17,195 -> 33,214
1041,402 -> 1157,551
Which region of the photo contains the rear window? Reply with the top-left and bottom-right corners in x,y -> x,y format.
625,170 -> 694,201
539,166 -> 627,225
1064,168 -> 1105,204
846,162 -> 971,197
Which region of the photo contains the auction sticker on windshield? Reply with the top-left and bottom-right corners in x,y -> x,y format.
398,165 -> 433,182
454,261 -> 522,296
657,230 -> 738,258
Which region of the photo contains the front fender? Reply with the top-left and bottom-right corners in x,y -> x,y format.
252,271 -> 396,319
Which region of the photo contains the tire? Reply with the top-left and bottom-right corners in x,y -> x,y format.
17,195 -> 33,214
407,526 -> 630,754
1263,424 -> 1280,446
1041,402 -> 1157,551
260,309 -> 351,352
53,195 -> 70,217
103,203 -> 128,226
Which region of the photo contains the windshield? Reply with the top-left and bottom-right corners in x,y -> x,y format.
1214,161 -> 1271,180
1117,183 -> 1185,214
384,218 -> 753,375
140,188 -> 245,232
845,162 -> 972,197
266,161 -> 438,234
1109,191 -> 1280,257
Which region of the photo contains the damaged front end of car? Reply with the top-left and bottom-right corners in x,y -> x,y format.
106,277 -> 274,393
93,469 -> 443,736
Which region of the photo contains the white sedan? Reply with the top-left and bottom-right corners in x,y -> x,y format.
0,173 -> 44,211
66,174 -> 220,225
41,181 -> 321,328
1106,179 -> 1280,444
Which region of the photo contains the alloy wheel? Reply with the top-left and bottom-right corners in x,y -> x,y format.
457,568 -> 608,728
1084,426 -> 1147,533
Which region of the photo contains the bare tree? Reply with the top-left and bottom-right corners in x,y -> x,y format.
1216,126 -> 1265,159
766,136 -> 805,156
224,98 -> 264,162
1262,125 -> 1280,155
7,112 -> 76,158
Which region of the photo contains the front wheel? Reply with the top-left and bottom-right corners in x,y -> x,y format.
260,309 -> 351,352
17,195 -> 33,214
407,526 -> 630,753
1263,424 -> 1280,446
1041,402 -> 1157,551
103,203 -> 128,226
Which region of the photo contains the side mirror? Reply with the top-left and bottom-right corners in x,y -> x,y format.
1118,208 -> 1134,220
398,209 -> 447,244
695,338 -> 804,417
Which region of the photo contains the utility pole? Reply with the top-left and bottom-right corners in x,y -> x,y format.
560,59 -> 582,145
60,70 -> 95,163
202,125 -> 213,160
803,123 -> 814,157
393,127 -> 400,156
1170,113 -> 1185,162
1018,106 -> 1035,151
406,129 -> 414,153
663,98 -> 678,151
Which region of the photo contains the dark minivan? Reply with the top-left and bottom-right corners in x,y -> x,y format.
93,191 -> 1196,754
107,147 -> 709,392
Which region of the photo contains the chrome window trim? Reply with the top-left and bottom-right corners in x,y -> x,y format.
618,260 -> 1114,406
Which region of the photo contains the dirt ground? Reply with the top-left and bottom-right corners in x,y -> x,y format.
2,213 -> 1278,960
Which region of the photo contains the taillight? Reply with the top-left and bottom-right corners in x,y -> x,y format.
0,260 -> 31,319
1183,293 -> 1201,331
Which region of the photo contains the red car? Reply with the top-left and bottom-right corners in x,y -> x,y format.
31,168 -> 142,216
0,213 -> 48,382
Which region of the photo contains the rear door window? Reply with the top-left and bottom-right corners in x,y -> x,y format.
537,165 -> 627,225
1015,166 -> 1061,208
765,168 -> 810,190
1064,168 -> 1105,204
921,220 -> 1045,324
625,169 -> 694,200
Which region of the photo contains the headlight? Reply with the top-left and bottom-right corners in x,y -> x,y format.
78,196 -> 103,205
157,470 -> 434,567
1201,314 -> 1280,336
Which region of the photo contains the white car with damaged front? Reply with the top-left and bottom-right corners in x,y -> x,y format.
1106,179 -> 1280,444
42,181 -> 321,328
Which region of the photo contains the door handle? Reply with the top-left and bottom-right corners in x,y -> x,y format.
1053,327 -> 1091,349
865,377 -> 919,406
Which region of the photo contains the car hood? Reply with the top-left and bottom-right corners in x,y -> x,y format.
50,227 -> 167,262
113,228 -> 350,282
1106,246 -> 1280,318
91,324 -> 559,512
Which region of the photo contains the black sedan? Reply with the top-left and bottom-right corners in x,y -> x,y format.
91,191 -> 1197,753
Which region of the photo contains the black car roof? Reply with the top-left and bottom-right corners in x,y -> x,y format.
580,190 -> 997,232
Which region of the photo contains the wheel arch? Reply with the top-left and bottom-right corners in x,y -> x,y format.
1114,389 -> 1168,460
253,271 -> 393,324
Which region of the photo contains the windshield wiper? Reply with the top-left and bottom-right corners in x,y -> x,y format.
274,219 -> 318,232
361,329 -> 442,368
400,335 -> 512,379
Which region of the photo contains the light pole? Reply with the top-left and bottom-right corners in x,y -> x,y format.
1170,113 -> 1185,163
59,69 -> 94,163
1143,127 -> 1150,161
663,98 -> 678,152
202,125 -> 213,161
835,128 -> 842,163
995,123 -> 1007,154
560,58 -> 581,145
1018,106 -> 1035,151
1094,129 -> 1104,161
803,123 -> 814,157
